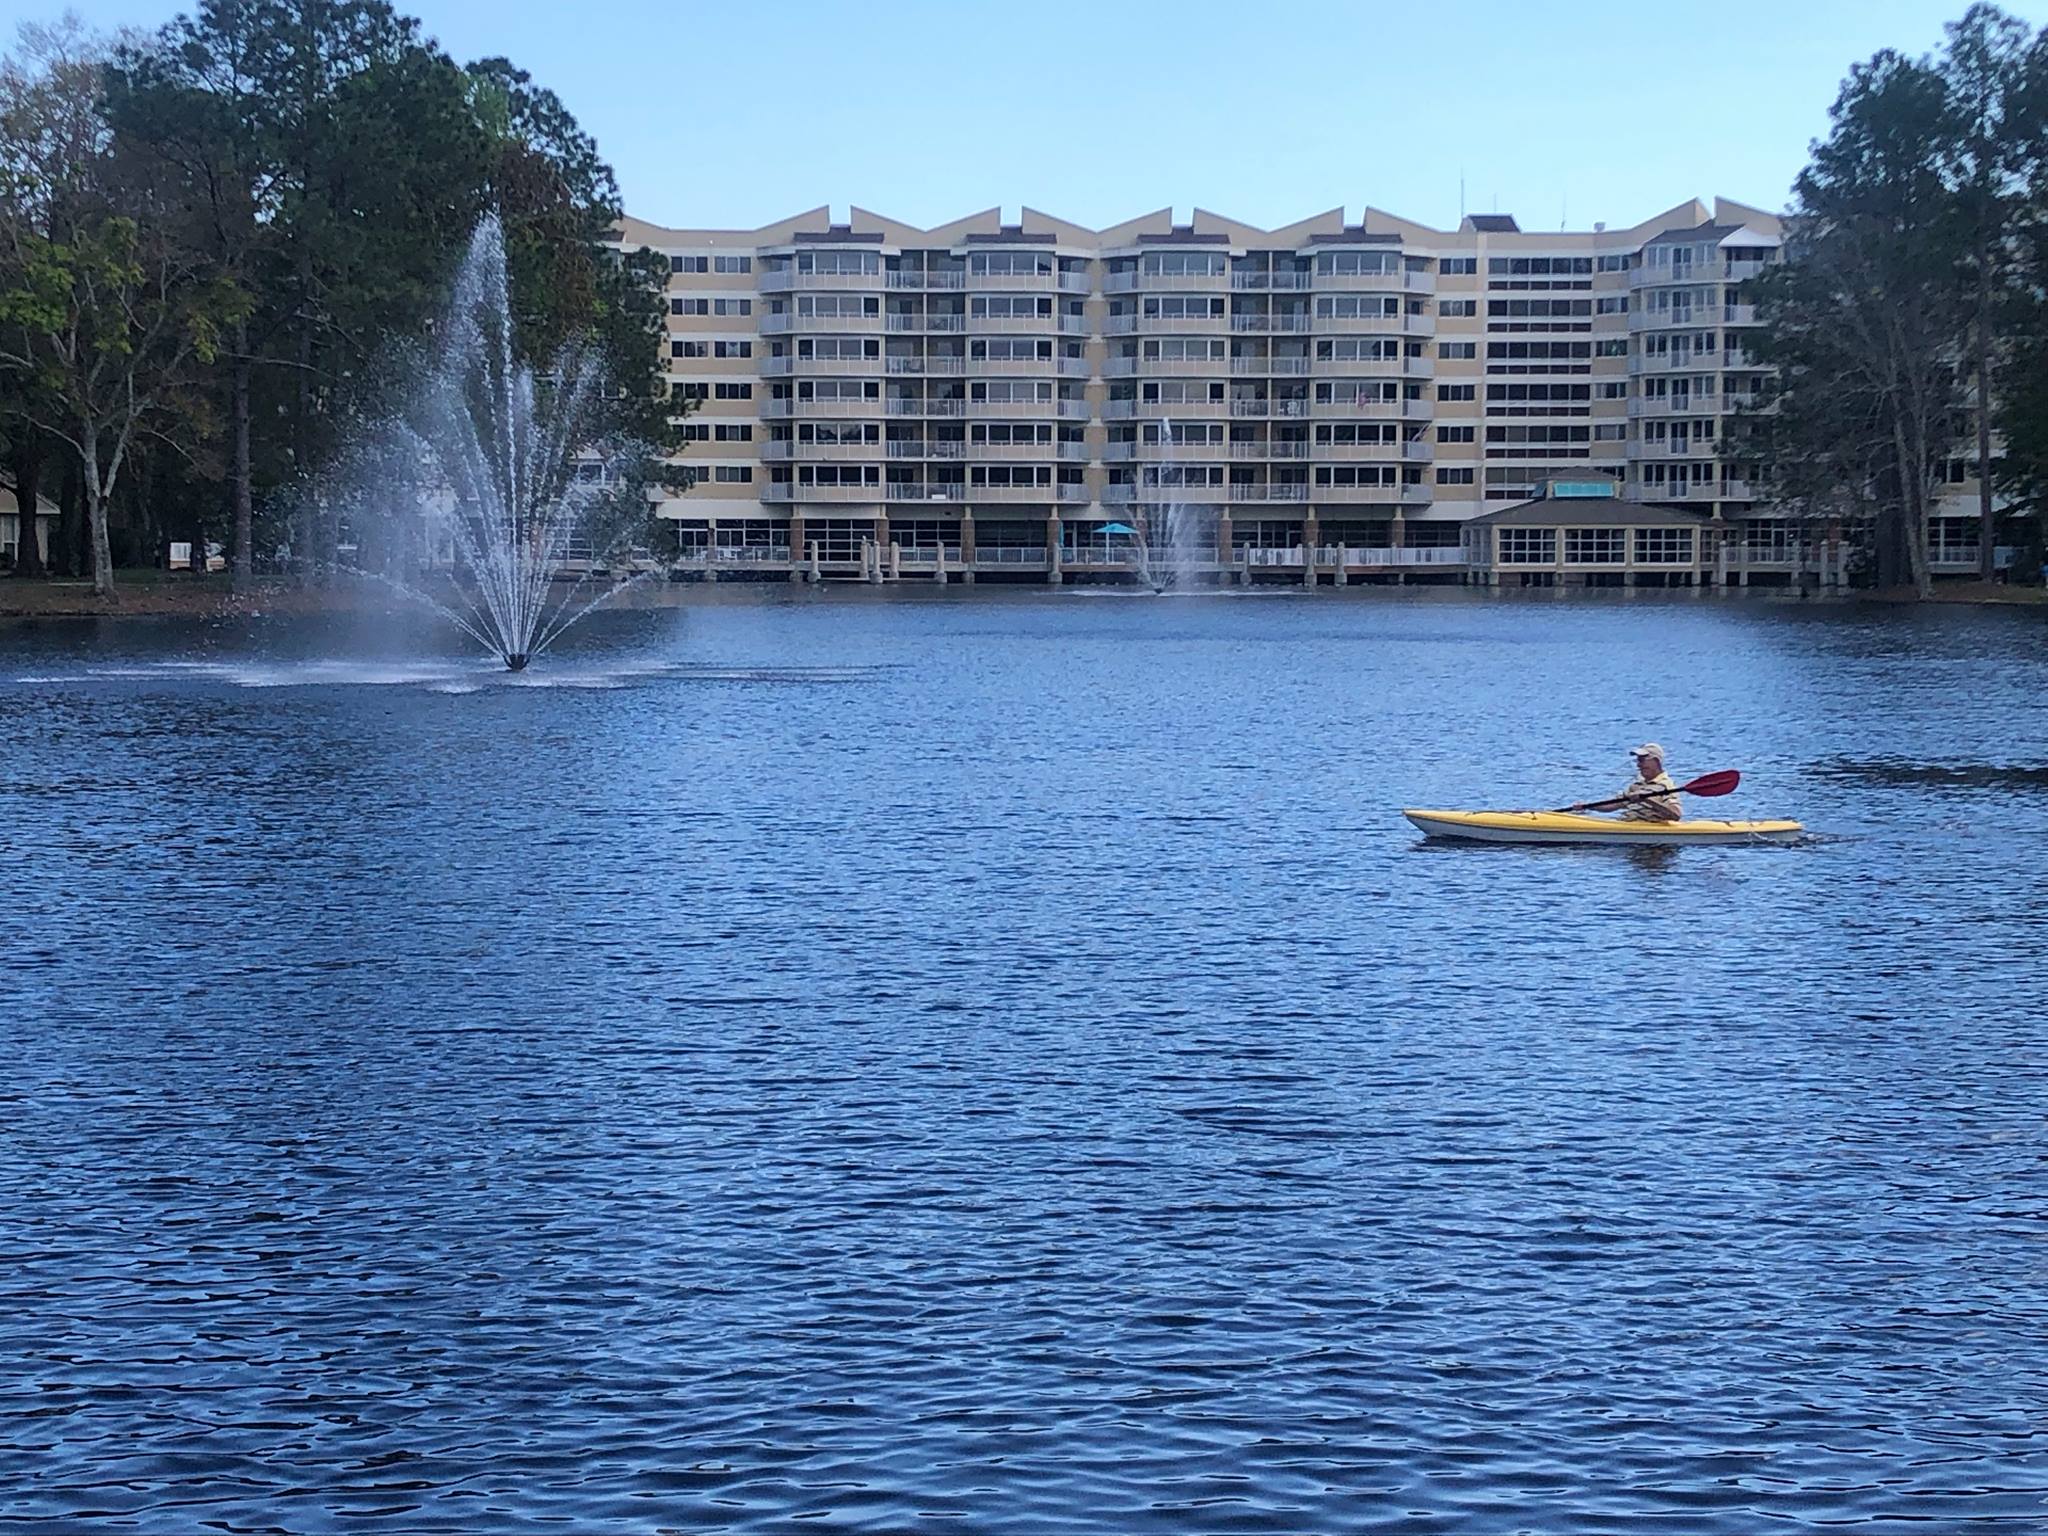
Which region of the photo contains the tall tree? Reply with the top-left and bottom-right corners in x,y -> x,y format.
1936,5 -> 2041,578
1756,50 -> 1975,595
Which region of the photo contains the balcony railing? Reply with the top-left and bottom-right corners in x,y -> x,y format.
975,545 -> 1050,566
1105,271 -> 1232,294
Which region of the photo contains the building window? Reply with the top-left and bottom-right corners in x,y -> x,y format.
1436,424 -> 1475,443
1437,383 -> 1476,402
1438,299 -> 1477,317
1596,296 -> 1628,314
713,465 -> 753,484
1635,527 -> 1695,563
1563,527 -> 1626,564
670,255 -> 708,274
1598,381 -> 1628,399
713,382 -> 753,400
1593,423 -> 1627,441
1597,254 -> 1631,272
714,254 -> 752,274
713,424 -> 753,442
672,298 -> 708,315
1497,528 -> 1555,563
1594,338 -> 1629,357
1438,341 -> 1476,360
1435,467 -> 1475,485
1439,257 -> 1477,275
712,298 -> 752,316
712,340 -> 752,358
670,340 -> 706,358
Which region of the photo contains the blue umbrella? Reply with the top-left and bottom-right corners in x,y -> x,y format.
1098,522 -> 1138,536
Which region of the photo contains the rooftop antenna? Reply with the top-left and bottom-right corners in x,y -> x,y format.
1459,169 -> 1465,221
1561,193 -> 1568,231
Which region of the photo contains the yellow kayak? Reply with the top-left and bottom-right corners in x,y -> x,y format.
1404,809 -> 1803,846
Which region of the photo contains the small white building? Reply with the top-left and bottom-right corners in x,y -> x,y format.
1,478 -> 60,569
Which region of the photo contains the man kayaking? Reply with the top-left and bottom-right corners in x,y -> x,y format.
1570,743 -> 1683,822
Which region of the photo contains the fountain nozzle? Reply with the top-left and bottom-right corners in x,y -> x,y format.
503,653 -> 529,672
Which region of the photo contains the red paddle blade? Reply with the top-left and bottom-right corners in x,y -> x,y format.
1680,769 -> 1741,797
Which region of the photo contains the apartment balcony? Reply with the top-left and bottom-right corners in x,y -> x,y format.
887,270 -> 965,290
759,314 -> 793,335
1313,442 -> 1404,461
1135,314 -> 1232,334
1058,272 -> 1092,294
1105,271 -> 1232,294
1228,483 -> 1311,504
965,398 -> 1059,417
969,357 -> 1062,376
1232,271 -> 1314,290
1312,269 -> 1409,292
1136,440 -> 1228,460
1310,354 -> 1404,375
1136,358 -> 1229,377
759,269 -> 886,295
966,313 -> 1057,334
792,397 -> 884,417
790,312 -> 884,335
1058,315 -> 1090,336
966,439 -> 1058,459
1104,315 -> 1140,336
1058,442 -> 1090,462
1628,396 -> 1718,418
965,483 -> 1061,502
791,356 -> 885,376
1630,259 -> 1774,288
1404,356 -> 1435,378
1317,313 -> 1421,336
1230,357 -> 1311,376
1402,441 -> 1433,461
1721,479 -> 1757,499
1103,441 -> 1136,461
924,315 -> 968,333
1104,356 -> 1140,378
886,397 -> 966,417
1312,482 -> 1431,505
791,440 -> 885,461
1629,353 -> 1716,375
1724,304 -> 1759,325
792,482 -> 891,503
885,314 -> 922,333
1311,395 -> 1427,419
762,399 -> 794,418
1229,398 -> 1313,419
1231,441 -> 1310,460
760,441 -> 792,460
761,357 -> 793,377
1231,313 -> 1315,333
1104,399 -> 1229,420
1724,350 -> 1764,370
1055,400 -> 1090,419
962,272 -> 1058,292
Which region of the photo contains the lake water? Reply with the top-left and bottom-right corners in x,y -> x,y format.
2,589 -> 2045,1533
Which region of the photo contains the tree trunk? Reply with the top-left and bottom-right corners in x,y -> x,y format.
1976,244 -> 1996,580
8,432 -> 43,579
231,330 -> 254,589
78,421 -> 114,597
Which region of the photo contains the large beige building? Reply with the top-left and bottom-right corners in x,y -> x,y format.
615,197 -> 1999,584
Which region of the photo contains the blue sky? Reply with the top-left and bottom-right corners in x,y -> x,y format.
13,0 -> 2048,231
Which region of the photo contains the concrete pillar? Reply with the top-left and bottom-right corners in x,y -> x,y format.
1335,545 -> 1349,586
1047,515 -> 1064,585
1390,510 -> 1406,548
1302,514 -> 1320,587
1216,512 -> 1234,568
958,514 -> 976,586
808,540 -> 821,583
889,540 -> 902,582
787,516 -> 806,583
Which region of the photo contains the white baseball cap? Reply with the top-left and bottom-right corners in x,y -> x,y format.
1631,742 -> 1666,761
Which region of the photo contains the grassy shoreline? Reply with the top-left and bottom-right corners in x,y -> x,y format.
5,572 -> 2046,619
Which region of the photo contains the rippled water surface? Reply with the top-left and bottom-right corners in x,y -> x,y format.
3,590 -> 2045,1534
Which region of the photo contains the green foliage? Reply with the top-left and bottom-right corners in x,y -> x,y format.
1747,6 -> 2048,593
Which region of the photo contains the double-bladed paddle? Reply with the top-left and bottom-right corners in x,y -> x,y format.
1556,769 -> 1741,815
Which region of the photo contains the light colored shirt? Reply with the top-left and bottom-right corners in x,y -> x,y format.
1619,771 -> 1681,821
